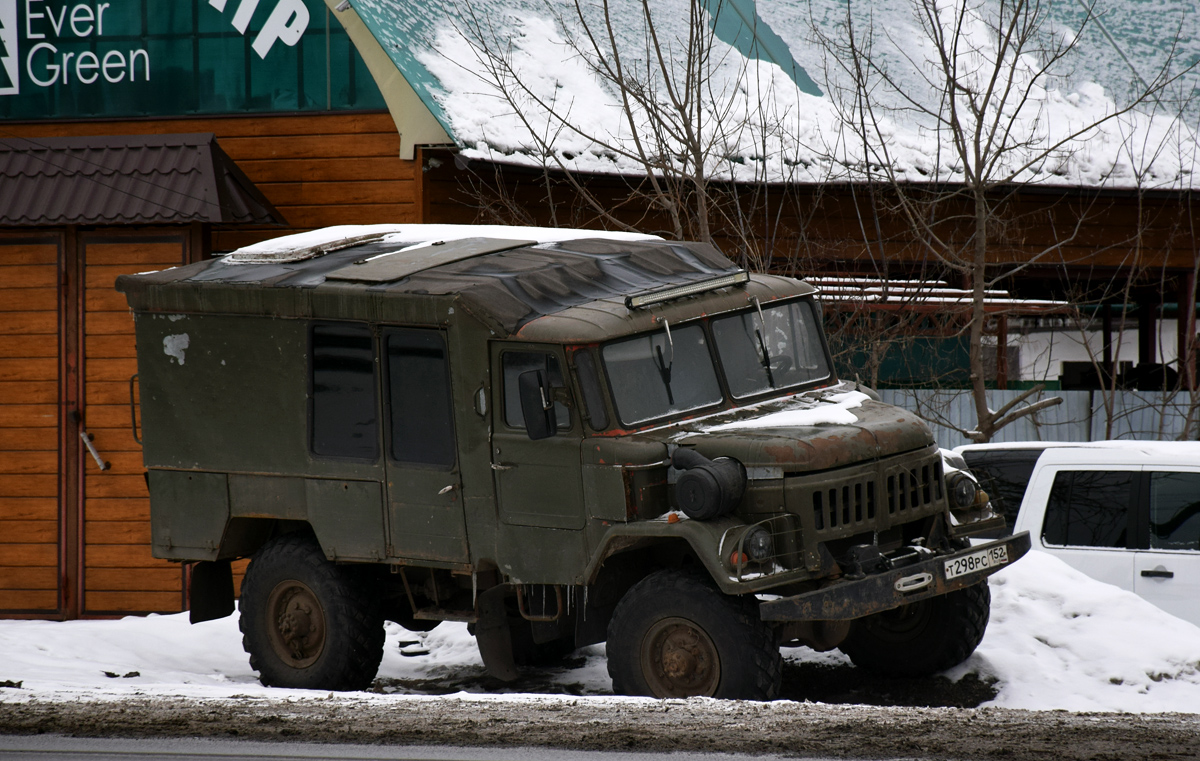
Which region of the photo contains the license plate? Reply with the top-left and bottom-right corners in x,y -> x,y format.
944,546 -> 1009,580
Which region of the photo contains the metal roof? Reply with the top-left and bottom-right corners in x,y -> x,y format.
0,133 -> 285,227
117,236 -> 761,335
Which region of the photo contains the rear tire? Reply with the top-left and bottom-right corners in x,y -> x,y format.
839,582 -> 991,677
606,569 -> 781,700
239,533 -> 384,691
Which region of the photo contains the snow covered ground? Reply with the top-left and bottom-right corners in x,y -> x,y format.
1,551 -> 1197,714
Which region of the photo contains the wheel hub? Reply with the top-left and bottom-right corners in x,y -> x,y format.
266,580 -> 326,668
642,617 -> 720,697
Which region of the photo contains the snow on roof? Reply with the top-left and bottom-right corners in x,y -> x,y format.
224,224 -> 661,263
348,0 -> 1199,189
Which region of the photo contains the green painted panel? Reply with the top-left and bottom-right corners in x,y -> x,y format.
306,478 -> 387,561
149,469 -> 229,560
0,0 -> 384,119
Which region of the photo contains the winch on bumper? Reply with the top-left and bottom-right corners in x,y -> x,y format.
758,532 -> 1032,622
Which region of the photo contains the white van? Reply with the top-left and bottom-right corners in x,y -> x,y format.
1011,443 -> 1200,626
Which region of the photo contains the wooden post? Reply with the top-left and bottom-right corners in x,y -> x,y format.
1102,303 -> 1114,383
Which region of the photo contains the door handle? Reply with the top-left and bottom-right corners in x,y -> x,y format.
80,431 -> 110,471
438,484 -> 456,495
491,463 -> 516,471
1141,569 -> 1174,579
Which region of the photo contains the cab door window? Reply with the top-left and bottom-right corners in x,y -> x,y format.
502,351 -> 570,431
310,323 -> 378,460
386,329 -> 456,468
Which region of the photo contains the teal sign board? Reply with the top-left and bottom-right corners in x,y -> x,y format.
0,0 -> 385,119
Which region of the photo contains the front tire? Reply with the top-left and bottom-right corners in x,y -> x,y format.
839,582 -> 991,677
606,569 -> 781,700
239,533 -> 384,691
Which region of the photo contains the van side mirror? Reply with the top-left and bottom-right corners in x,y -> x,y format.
518,369 -> 558,440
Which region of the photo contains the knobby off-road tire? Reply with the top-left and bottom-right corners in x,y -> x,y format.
239,533 -> 385,691
606,569 -> 781,700
839,581 -> 991,678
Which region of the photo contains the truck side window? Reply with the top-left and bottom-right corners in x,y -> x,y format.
503,352 -> 570,431
386,330 -> 456,467
311,323 -> 378,460
1148,472 -> 1200,551
1042,470 -> 1133,549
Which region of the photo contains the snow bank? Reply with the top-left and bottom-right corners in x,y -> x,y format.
950,551 -> 1200,712
2,551 -> 1198,713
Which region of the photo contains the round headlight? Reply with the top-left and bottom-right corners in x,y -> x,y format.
744,526 -> 774,561
947,472 -> 978,508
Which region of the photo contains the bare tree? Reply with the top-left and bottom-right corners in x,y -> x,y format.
812,0 -> 1193,441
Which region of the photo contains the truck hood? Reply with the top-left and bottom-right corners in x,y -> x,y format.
659,387 -> 935,472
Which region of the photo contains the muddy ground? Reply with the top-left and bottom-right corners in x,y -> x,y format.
3,660 -> 1198,760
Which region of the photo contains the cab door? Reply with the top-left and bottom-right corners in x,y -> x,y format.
490,344 -> 585,530
382,328 -> 468,564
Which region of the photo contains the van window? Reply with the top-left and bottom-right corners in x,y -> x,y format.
387,330 -> 455,467
1041,470 -> 1133,549
1148,472 -> 1200,551
311,323 -> 378,460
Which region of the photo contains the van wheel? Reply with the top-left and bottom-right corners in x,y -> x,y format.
839,581 -> 991,677
606,569 -> 781,700
239,533 -> 384,691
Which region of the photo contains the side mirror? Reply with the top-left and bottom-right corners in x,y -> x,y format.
518,369 -> 557,440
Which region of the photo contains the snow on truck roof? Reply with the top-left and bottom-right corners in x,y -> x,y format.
116,225 -> 813,337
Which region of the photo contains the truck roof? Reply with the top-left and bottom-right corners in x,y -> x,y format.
116,227 -> 816,338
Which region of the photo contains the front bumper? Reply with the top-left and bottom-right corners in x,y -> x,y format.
758,532 -> 1031,621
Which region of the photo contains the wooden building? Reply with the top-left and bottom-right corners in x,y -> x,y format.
1,0 -> 1196,619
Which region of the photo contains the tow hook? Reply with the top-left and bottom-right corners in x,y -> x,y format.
894,572 -> 934,593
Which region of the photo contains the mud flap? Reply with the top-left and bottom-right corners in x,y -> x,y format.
474,586 -> 520,682
188,560 -> 234,624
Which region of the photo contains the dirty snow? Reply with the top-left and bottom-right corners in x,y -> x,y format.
1,551 -> 1198,713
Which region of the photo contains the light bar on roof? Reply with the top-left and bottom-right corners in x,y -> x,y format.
625,270 -> 750,309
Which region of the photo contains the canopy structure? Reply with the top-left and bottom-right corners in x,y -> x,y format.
0,134 -> 285,228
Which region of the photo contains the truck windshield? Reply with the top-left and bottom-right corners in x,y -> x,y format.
712,299 -> 830,398
601,323 -> 722,425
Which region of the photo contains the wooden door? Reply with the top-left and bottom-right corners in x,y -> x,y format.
80,238 -> 188,615
0,239 -> 61,615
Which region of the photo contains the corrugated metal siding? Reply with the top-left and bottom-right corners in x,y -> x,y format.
881,389 -> 1200,447
0,134 -> 283,227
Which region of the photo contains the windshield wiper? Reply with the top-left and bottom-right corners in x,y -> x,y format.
751,297 -> 776,388
652,318 -> 676,404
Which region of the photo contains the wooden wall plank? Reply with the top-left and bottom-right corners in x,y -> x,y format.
0,246 -> 58,265
0,590 -> 58,610
0,567 -> 57,589
0,428 -> 57,450
0,521 -> 57,542
0,313 -> 57,335
0,360 -> 56,382
0,544 -> 57,565
0,288 -> 59,312
85,591 -> 182,613
87,568 -> 181,592
0,498 -> 58,521
0,336 -> 60,358
0,406 -> 57,427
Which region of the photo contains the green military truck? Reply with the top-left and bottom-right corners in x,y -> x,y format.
116,227 -> 1029,700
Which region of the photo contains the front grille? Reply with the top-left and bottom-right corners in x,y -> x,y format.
811,478 -> 876,531
885,460 -> 944,516
785,446 -> 948,543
